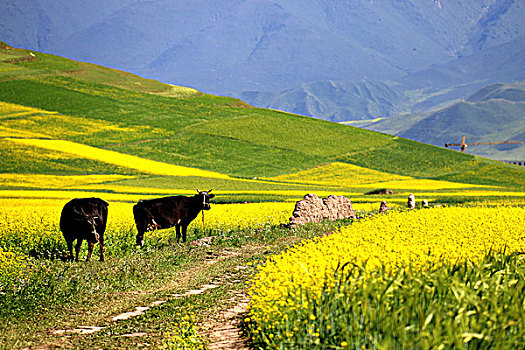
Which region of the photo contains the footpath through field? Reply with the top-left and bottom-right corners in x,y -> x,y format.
28,243 -> 271,349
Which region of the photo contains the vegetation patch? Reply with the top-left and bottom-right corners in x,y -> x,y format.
7,138 -> 233,179
246,206 -> 525,348
1,51 -> 522,187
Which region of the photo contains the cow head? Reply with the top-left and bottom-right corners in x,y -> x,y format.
197,189 -> 215,210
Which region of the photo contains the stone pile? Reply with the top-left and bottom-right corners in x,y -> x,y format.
379,200 -> 390,213
289,194 -> 355,226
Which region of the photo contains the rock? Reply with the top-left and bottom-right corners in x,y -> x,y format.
289,194 -> 355,226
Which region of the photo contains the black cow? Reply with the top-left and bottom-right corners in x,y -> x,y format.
133,190 -> 215,247
60,197 -> 108,262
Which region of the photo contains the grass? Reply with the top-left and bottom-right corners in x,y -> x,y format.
0,218 -> 347,349
1,245 -> 202,348
247,252 -> 525,349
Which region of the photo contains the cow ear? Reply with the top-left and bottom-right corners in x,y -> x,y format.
209,194 -> 215,199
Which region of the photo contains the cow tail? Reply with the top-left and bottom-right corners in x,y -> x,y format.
202,210 -> 206,235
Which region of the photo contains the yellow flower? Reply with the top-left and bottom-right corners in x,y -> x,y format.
247,206 -> 525,335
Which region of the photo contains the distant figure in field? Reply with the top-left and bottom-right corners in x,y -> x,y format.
408,193 -> 416,210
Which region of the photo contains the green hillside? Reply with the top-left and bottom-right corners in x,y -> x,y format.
1,44 -> 524,200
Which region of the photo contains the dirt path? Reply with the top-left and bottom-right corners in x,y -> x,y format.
42,245 -> 255,349
205,296 -> 250,350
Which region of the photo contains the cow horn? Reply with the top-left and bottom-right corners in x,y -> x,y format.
196,189 -> 200,193
208,189 -> 212,193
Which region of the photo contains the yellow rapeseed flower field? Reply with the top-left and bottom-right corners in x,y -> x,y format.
360,178 -> 497,190
0,101 -> 58,118
0,248 -> 27,288
6,138 -> 233,180
0,174 -> 134,189
0,199 -> 296,255
247,206 -> 525,325
267,162 -> 410,186
0,198 -> 300,286
266,162 -> 499,192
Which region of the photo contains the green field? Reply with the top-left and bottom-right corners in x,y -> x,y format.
1,45 -> 524,207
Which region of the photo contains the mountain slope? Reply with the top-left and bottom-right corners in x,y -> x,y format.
0,45 -> 523,190
254,33 -> 525,121
0,0 -> 141,53
241,79 -> 405,122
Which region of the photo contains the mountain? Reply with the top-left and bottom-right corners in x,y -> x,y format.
0,0 -> 141,51
398,35 -> 525,112
241,79 -> 405,122
367,82 -> 525,160
1,0 -> 524,121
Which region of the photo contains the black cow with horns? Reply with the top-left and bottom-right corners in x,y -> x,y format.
133,190 -> 215,247
59,197 -> 109,262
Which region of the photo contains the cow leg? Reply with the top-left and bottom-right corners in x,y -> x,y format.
176,225 -> 181,243
182,225 -> 188,243
99,235 -> 105,262
136,231 -> 144,247
67,240 -> 74,261
87,241 -> 94,261
75,239 -> 83,262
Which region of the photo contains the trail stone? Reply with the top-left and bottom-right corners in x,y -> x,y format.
112,306 -> 149,321
122,332 -> 148,337
51,326 -> 104,335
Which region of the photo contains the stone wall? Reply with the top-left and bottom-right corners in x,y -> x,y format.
289,194 -> 355,226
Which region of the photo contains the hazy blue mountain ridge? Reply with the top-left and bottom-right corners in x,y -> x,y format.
0,0 -> 523,125
395,35 -> 525,114
0,0 -> 141,52
241,79 -> 405,122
